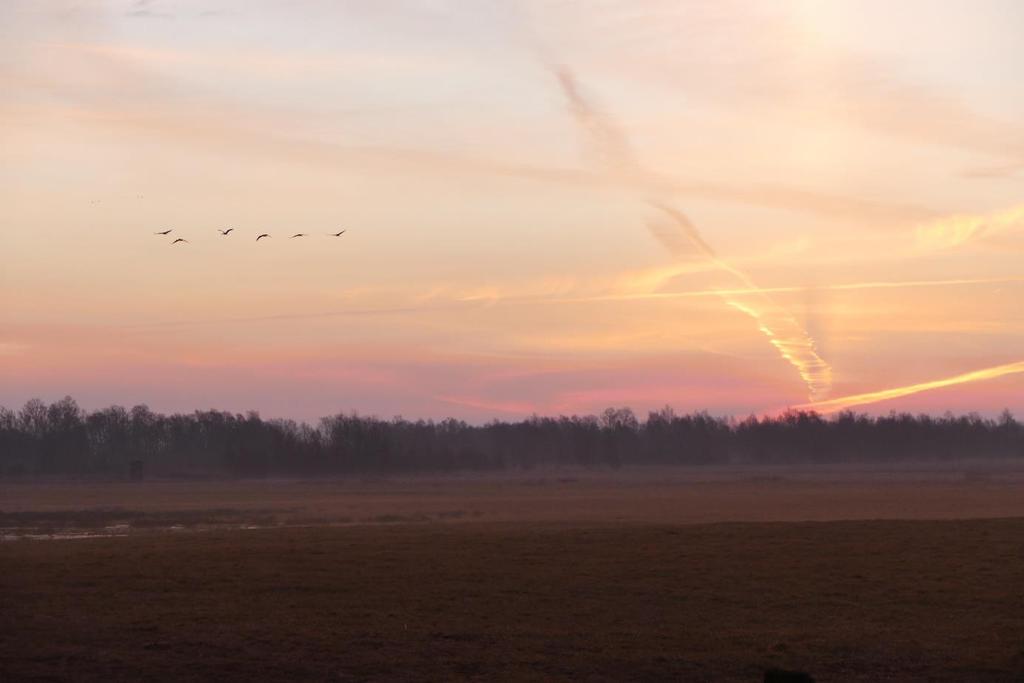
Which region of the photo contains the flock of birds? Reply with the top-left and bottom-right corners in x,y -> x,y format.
155,228 -> 346,245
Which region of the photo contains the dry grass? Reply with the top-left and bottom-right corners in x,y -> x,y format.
2,518 -> 1024,681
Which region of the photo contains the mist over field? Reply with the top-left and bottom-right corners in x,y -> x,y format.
2,396 -> 1023,478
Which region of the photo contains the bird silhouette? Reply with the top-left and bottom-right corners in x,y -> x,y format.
155,229 -> 173,235
290,233 -> 307,239
171,238 -> 188,245
218,228 -> 234,235
256,233 -> 270,241
329,230 -> 346,237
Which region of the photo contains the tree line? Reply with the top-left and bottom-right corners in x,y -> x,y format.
0,397 -> 1021,478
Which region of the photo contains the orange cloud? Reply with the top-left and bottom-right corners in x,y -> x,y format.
916,205 -> 1024,250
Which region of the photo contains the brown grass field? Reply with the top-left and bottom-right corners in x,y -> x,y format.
2,466 -> 1024,681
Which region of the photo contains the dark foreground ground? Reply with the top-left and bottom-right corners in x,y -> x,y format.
2,518 -> 1023,682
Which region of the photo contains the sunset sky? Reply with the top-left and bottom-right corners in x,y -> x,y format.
2,0 -> 1023,421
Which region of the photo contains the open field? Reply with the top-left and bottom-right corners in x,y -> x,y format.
2,466 -> 1023,681
3,463 -> 1024,537
2,518 -> 1023,681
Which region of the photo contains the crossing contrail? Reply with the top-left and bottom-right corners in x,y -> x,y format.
552,64 -> 833,401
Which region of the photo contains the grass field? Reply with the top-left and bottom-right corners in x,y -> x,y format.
2,468 -> 1023,681
3,463 -> 1024,534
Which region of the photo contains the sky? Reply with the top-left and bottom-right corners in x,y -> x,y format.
2,0 -> 1023,421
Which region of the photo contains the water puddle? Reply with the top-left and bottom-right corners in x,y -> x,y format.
1,527 -> 132,542
1,511 -> 465,541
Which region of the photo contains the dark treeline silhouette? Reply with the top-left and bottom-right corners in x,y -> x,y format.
1,397 -> 1021,478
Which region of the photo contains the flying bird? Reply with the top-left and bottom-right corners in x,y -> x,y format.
218,228 -> 234,235
155,229 -> 172,235
290,233 -> 307,238
171,238 -> 188,245
256,233 -> 270,241
329,230 -> 346,237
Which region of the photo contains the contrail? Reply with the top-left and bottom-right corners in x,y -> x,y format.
553,66 -> 637,173
552,64 -> 833,401
115,274 -> 1021,334
795,361 -> 1024,414
555,275 -> 1024,303
118,301 -> 475,330
646,202 -> 833,400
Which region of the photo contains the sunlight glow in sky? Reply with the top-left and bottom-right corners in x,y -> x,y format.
2,0 -> 1023,420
